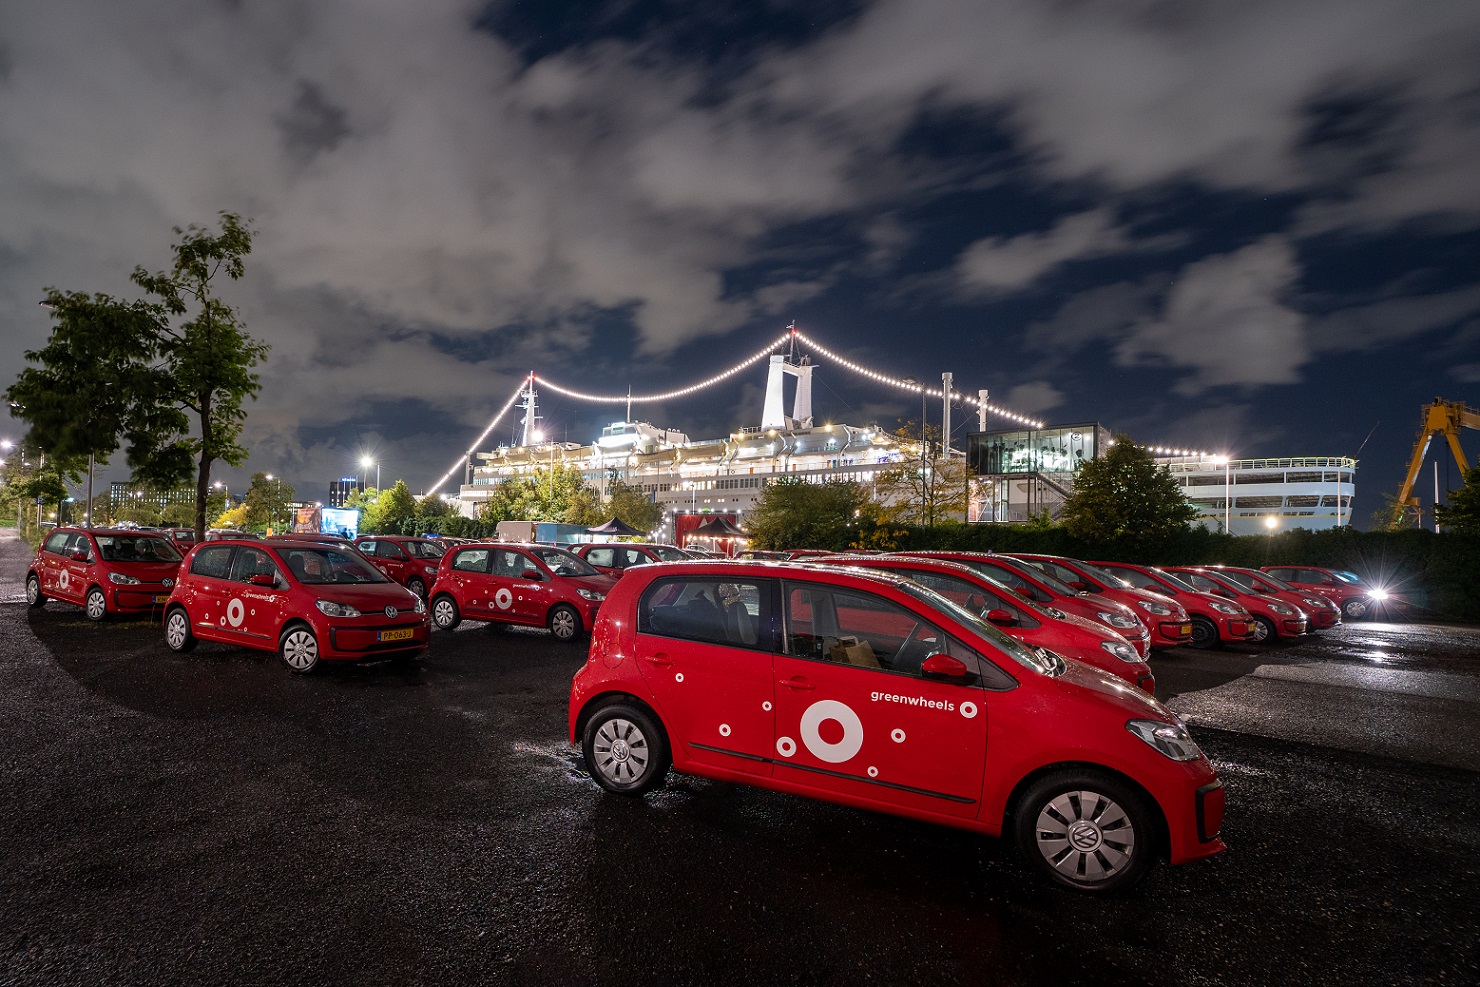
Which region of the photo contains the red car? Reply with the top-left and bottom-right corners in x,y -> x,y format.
354,535 -> 447,600
901,552 -> 1151,657
1090,562 -> 1257,650
430,542 -> 617,642
1260,566 -> 1399,620
810,555 -> 1154,692
27,527 -> 184,621
161,538 -> 429,673
1211,566 -> 1341,630
569,561 -> 1225,892
1008,553 -> 1194,648
1164,567 -> 1308,643
574,542 -> 694,578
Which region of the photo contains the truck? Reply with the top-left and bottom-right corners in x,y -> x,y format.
495,520 -> 587,545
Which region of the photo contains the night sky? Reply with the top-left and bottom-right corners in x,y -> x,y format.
3,1 -> 1478,525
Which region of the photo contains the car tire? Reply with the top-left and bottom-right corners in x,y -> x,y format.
407,578 -> 427,601
582,702 -> 671,795
25,574 -> 46,608
85,587 -> 109,622
279,624 -> 320,674
548,603 -> 582,643
431,594 -> 460,631
1342,597 -> 1369,620
1014,769 -> 1158,893
164,606 -> 197,653
1189,615 -> 1221,649
1250,615 -> 1276,643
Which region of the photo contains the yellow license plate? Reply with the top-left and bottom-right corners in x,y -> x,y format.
153,595 -> 170,604
1181,623 -> 1193,635
378,628 -> 415,642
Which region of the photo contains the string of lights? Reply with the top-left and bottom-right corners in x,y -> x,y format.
536,332 -> 792,404
426,379 -> 529,497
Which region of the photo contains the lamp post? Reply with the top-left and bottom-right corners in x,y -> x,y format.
360,456 -> 379,494
1213,455 -> 1231,534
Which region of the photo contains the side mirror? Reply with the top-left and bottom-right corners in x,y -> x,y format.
921,653 -> 969,680
70,551 -> 90,563
1217,588 -> 1234,598
985,608 -> 1017,627
521,568 -> 544,581
1013,586 -> 1034,599
1068,580 -> 1089,591
248,573 -> 276,587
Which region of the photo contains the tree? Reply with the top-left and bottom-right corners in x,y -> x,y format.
746,477 -> 871,550
869,423 -> 972,526
378,480 -> 418,533
1435,465 -> 1480,533
214,503 -> 251,530
603,479 -> 663,534
1060,434 -> 1199,545
243,472 -> 294,533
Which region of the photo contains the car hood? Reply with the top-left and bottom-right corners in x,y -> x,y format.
1111,585 -> 1187,618
109,561 -> 185,581
563,573 -> 619,593
1053,653 -> 1170,716
1056,610 -> 1126,645
307,582 -> 421,611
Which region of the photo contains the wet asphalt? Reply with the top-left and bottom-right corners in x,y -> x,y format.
1,530 -> 1476,987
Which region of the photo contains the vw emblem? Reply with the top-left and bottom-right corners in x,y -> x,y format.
384,606 -> 398,618
162,578 -> 173,589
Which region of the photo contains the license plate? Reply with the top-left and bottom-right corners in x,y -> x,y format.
1180,623 -> 1193,635
153,595 -> 170,604
378,628 -> 414,642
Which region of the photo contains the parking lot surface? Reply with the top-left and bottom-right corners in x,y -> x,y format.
1,531 -> 1476,986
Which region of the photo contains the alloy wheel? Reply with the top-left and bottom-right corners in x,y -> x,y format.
86,589 -> 107,621
591,716 -> 651,787
1034,790 -> 1137,886
281,628 -> 319,672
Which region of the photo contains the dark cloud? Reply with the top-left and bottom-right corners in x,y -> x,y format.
277,82 -> 351,165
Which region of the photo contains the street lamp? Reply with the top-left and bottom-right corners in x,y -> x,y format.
1213,455 -> 1231,533
360,455 -> 379,493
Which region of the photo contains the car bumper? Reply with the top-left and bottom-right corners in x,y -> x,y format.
1220,618 -> 1257,641
1162,771 -> 1227,865
1154,620 -> 1194,646
1279,618 -> 1309,637
110,587 -> 175,613
324,621 -> 431,658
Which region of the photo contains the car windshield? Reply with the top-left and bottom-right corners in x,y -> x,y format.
650,546 -> 692,562
1189,570 -> 1242,594
403,541 -> 446,559
898,582 -> 1059,677
1074,562 -> 1133,589
1247,570 -> 1294,591
528,547 -> 599,576
94,535 -> 183,563
281,547 -> 388,584
1332,570 -> 1365,584
1150,568 -> 1201,593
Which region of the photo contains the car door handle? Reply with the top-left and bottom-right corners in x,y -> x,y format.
642,654 -> 675,667
780,676 -> 815,691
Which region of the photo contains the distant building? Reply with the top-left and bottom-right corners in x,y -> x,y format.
329,477 -> 359,508
109,481 -> 196,511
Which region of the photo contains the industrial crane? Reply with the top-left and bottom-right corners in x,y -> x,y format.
1390,397 -> 1480,527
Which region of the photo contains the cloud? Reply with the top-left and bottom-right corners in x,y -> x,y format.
956,209 -> 1130,296
1002,381 -> 1066,415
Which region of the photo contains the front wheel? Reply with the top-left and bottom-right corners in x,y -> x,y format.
1342,597 -> 1369,620
582,703 -> 671,795
1250,614 -> 1276,643
431,594 -> 460,631
25,574 -> 46,608
279,625 -> 320,674
1014,770 -> 1158,893
548,604 -> 582,643
1188,615 -> 1222,650
164,607 -> 197,653
85,587 -> 109,622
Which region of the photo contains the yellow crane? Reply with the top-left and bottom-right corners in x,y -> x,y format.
1391,397 -> 1480,527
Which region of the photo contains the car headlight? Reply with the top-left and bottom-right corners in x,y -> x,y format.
1303,597 -> 1327,609
1097,611 -> 1140,630
577,588 -> 606,602
109,572 -> 141,585
1126,719 -> 1202,761
315,600 -> 361,617
1209,601 -> 1241,615
1101,640 -> 1141,663
1267,602 -> 1294,616
1136,600 -> 1172,616
423,565 -> 438,574
1369,588 -> 1389,601
414,597 -> 426,614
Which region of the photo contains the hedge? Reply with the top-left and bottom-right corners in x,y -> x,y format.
872,524 -> 1480,623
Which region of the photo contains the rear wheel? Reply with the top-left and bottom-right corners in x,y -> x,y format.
279,625 -> 320,674
1342,597 -> 1369,619
548,603 -> 582,642
1250,614 -> 1276,643
85,587 -> 109,622
582,702 -> 670,795
1189,615 -> 1221,649
431,594 -> 460,631
164,607 -> 197,653
1014,770 -> 1158,893
25,574 -> 46,608
407,577 -> 427,601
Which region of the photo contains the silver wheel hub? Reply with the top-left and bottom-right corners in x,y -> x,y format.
593,717 -> 648,784
88,592 -> 106,618
167,614 -> 187,647
283,631 -> 317,669
1036,790 -> 1136,883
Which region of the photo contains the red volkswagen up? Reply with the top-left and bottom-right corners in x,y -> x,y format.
27,527 -> 184,621
430,542 -> 617,641
1164,567 -> 1309,643
1090,562 -> 1257,650
569,561 -> 1225,892
354,535 -> 447,600
1008,554 -> 1194,648
162,538 -> 429,673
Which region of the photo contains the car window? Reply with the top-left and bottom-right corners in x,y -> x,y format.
451,549 -> 491,573
650,546 -> 691,562
43,531 -> 72,555
881,567 -> 1039,628
618,548 -> 650,568
585,547 -> 615,568
494,549 -> 534,578
1264,567 -> 1296,581
640,577 -> 769,650
966,562 -> 1049,602
403,540 -> 445,559
282,547 -> 387,584
95,535 -> 181,563
1180,572 -> 1220,593
357,541 -> 378,556
228,546 -> 280,584
1332,570 -> 1363,584
1221,571 -> 1256,590
782,582 -> 944,677
375,541 -> 405,559
191,546 -> 235,580
527,547 -> 598,576
1033,559 -> 1085,587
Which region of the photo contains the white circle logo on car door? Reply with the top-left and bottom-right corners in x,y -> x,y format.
58,570 -> 70,591
799,700 -> 864,764
227,598 -> 245,628
494,588 -> 513,610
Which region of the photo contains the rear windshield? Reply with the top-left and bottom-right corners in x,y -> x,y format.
280,547 -> 388,584
527,547 -> 599,576
403,541 -> 446,559
95,535 -> 182,563
650,546 -> 692,562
